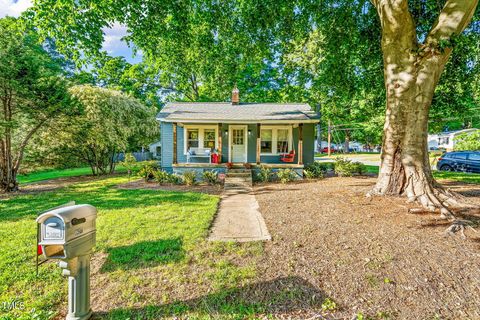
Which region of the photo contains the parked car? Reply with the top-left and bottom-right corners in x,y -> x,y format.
321,147 -> 337,153
436,151 -> 480,173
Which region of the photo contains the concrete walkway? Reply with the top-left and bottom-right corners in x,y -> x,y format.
208,169 -> 271,242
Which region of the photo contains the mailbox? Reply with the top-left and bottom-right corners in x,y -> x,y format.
37,204 -> 97,259
36,204 -> 97,320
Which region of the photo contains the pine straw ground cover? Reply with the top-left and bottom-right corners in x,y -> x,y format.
254,177 -> 480,319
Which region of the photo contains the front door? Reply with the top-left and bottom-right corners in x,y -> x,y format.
230,126 -> 247,163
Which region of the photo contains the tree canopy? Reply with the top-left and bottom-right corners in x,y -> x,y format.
26,0 -> 479,145
0,17 -> 76,191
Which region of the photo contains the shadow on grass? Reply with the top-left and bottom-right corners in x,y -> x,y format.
95,276 -> 327,319
100,238 -> 184,272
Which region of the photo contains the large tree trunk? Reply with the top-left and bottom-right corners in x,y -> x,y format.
371,0 -> 479,215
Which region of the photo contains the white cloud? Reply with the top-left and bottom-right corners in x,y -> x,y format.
0,3 -> 142,64
102,22 -> 143,63
0,0 -> 32,18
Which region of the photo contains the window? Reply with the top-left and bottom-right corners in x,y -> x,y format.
187,129 -> 199,150
277,129 -> 289,154
260,126 -> 292,154
468,153 -> 480,161
183,126 -> 218,154
204,129 -> 216,150
452,153 -> 467,160
232,129 -> 244,145
261,129 -> 273,153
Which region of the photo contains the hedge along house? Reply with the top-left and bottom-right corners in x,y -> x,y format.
156,88 -> 320,177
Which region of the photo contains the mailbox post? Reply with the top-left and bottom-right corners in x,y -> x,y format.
37,204 -> 97,320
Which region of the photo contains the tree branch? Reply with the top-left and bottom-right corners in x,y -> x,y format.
426,0 -> 479,45
13,119 -> 49,171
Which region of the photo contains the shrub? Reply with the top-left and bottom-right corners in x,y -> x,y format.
256,165 -> 272,183
202,170 -> 218,185
138,161 -> 159,182
120,153 -> 138,177
182,170 -> 197,186
277,168 -> 296,184
153,170 -> 170,184
226,162 -> 234,169
167,173 -> 183,185
304,162 -> 327,179
333,157 -> 365,177
243,162 -> 252,169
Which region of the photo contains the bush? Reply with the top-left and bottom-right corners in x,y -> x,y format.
153,170 -> 170,184
120,153 -> 138,177
333,157 -> 365,177
277,168 -> 297,184
226,162 -> 234,169
202,170 -> 218,185
167,173 -> 183,185
256,165 -> 272,183
138,161 -> 159,182
182,170 -> 197,186
243,162 -> 252,169
304,162 -> 327,179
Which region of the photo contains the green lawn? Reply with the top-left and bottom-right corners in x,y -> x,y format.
365,165 -> 480,184
17,166 -> 127,184
0,176 -> 262,319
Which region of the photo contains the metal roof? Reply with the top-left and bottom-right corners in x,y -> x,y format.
157,102 -> 320,123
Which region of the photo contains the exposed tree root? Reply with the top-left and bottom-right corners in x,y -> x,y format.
445,220 -> 478,239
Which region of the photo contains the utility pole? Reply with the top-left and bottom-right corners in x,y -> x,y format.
327,120 -> 332,156
316,104 -> 321,153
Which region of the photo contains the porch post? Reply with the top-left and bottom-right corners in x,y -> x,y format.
256,123 -> 261,164
298,123 -> 303,165
217,123 -> 222,163
173,122 -> 177,164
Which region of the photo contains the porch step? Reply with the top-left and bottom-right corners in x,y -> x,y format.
225,169 -> 252,188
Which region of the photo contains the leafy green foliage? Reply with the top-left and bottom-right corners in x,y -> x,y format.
138,161 -> 160,182
152,170 -> 170,184
0,17 -> 77,191
66,85 -> 158,175
454,131 -> 480,151
202,170 -> 218,185
276,169 -> 297,184
120,153 -> 138,177
334,158 -> 366,177
256,166 -> 272,183
182,171 -> 197,186
303,162 -> 328,179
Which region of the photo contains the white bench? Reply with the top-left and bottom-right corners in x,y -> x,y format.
187,148 -> 211,163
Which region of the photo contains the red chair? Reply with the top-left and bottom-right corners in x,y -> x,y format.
280,150 -> 295,163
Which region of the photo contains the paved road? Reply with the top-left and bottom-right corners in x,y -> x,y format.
315,155 -> 380,167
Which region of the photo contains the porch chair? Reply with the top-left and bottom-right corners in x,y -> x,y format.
280,149 -> 295,163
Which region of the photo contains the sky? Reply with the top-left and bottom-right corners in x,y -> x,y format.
0,0 -> 142,64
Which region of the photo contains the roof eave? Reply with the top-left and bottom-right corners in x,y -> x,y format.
156,118 -> 320,124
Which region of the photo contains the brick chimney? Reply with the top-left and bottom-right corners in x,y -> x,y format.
231,86 -> 240,105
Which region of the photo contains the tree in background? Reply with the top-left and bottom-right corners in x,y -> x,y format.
65,85 -> 158,175
0,17 -> 76,192
454,131 -> 480,151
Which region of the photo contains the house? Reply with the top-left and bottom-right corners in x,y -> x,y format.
149,141 -> 161,160
428,128 -> 479,151
156,88 -> 320,177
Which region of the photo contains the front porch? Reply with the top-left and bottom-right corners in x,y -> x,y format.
168,122 -> 314,167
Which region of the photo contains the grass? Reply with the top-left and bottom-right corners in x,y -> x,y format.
0,175 -> 263,319
17,166 -> 127,184
364,165 -> 480,184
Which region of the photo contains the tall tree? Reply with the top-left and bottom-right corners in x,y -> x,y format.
65,85 -> 158,175
369,0 -> 479,216
0,17 -> 76,192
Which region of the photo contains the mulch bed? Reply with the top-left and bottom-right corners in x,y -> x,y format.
116,179 -> 224,195
253,177 -> 480,319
